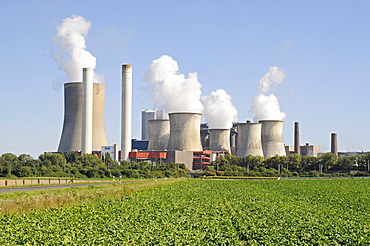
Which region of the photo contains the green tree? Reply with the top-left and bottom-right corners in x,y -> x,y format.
317,153 -> 338,173
2,153 -> 18,177
287,154 -> 302,171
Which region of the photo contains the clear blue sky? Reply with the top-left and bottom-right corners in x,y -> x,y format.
1,0 -> 370,158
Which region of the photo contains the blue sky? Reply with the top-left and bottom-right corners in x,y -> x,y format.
1,0 -> 370,158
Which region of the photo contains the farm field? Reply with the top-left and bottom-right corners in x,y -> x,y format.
1,179 -> 370,245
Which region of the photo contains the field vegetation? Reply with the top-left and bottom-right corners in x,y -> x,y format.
0,179 -> 181,215
1,179 -> 369,245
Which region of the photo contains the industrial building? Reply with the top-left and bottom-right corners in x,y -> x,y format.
285,144 -> 321,157
57,65 -> 340,171
141,109 -> 166,140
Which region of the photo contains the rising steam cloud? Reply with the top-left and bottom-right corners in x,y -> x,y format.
53,15 -> 104,82
145,55 -> 203,114
250,66 -> 286,121
259,66 -> 286,92
202,89 -> 238,129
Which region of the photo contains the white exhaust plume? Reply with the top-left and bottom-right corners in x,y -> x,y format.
250,66 -> 286,122
54,15 -> 104,83
202,89 -> 238,129
250,94 -> 286,121
259,66 -> 286,92
145,55 -> 203,113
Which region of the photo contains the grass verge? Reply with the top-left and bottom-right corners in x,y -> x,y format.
0,178 -> 185,215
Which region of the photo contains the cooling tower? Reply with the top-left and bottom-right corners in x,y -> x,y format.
81,68 -> 93,154
331,133 -> 338,156
121,65 -> 132,161
147,119 -> 170,151
168,112 -> 203,151
236,122 -> 263,157
209,129 -> 231,152
58,82 -> 108,152
294,122 -> 300,155
260,120 -> 286,158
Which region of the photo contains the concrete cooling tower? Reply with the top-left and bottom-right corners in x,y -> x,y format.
209,129 -> 231,152
260,120 -> 286,158
168,112 -> 203,151
236,122 -> 263,157
147,119 -> 170,151
57,82 -> 108,152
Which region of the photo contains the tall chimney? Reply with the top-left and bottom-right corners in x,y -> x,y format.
81,67 -> 93,154
121,65 -> 132,161
331,133 -> 338,156
294,122 -> 300,155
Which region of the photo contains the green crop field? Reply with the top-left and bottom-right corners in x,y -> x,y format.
1,179 -> 369,245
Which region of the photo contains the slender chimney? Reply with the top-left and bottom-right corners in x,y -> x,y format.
294,122 -> 300,155
121,65 -> 132,161
331,133 -> 338,156
81,67 -> 93,154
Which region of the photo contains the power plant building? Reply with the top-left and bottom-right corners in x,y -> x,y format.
142,109 -> 166,140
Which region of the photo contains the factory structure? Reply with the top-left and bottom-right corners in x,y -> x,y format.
57,65 -> 343,170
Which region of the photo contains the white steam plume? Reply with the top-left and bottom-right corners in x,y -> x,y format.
54,15 -> 104,82
250,66 -> 286,122
250,94 -> 286,121
202,89 -> 238,129
145,55 -> 203,114
259,66 -> 286,92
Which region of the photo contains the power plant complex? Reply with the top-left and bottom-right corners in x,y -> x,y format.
57,65 -> 341,170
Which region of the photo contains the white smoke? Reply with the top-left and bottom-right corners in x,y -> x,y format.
145,55 -> 203,114
259,66 -> 286,92
250,94 -> 286,121
250,66 -> 286,122
54,15 -> 104,82
202,89 -> 238,129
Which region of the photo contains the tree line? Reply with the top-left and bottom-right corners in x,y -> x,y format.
205,153 -> 370,177
0,152 -> 188,179
1,152 -> 369,179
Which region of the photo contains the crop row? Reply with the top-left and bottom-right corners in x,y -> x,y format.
0,179 -> 369,245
